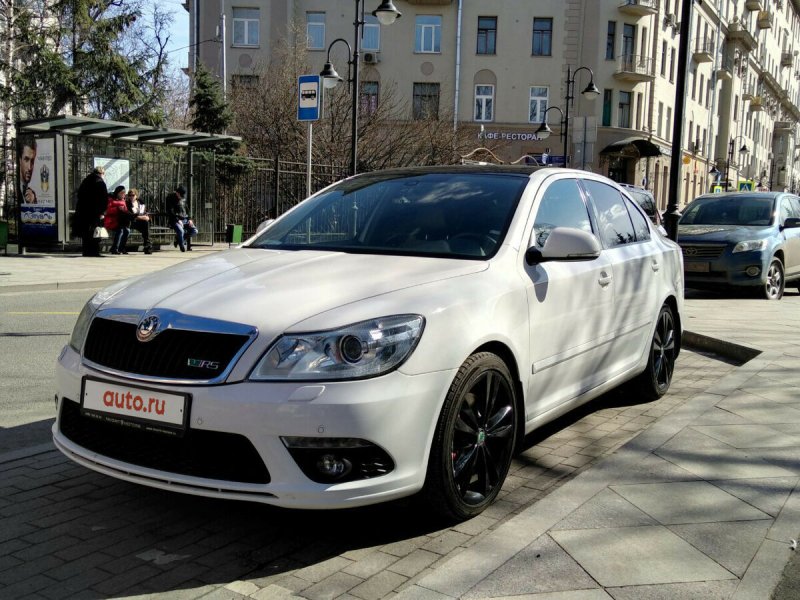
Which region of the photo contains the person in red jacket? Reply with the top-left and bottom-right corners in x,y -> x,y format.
104,186 -> 131,255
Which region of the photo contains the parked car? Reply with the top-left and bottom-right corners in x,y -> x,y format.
677,192 -> 800,299
54,166 -> 684,520
619,183 -> 666,234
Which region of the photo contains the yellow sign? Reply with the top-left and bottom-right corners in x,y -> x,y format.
682,156 -> 691,165
738,180 -> 754,191
713,185 -> 723,194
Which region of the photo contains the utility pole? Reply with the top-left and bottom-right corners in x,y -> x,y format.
219,0 -> 227,100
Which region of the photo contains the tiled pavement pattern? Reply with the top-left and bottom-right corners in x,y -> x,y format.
0,351 -> 733,600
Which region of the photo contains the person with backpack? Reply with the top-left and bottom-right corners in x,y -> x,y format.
166,184 -> 197,251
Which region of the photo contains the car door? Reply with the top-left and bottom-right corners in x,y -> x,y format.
779,196 -> 800,277
582,179 -> 660,374
523,176 -> 615,419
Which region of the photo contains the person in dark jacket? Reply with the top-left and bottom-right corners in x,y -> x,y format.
166,184 -> 197,251
73,166 -> 108,257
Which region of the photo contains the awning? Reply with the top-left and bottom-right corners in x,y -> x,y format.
600,136 -> 662,157
16,115 -> 241,148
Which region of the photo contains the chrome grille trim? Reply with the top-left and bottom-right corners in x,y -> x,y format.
680,244 -> 726,259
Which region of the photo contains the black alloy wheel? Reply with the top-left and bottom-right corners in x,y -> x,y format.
632,303 -> 677,401
424,352 -> 518,521
763,258 -> 785,300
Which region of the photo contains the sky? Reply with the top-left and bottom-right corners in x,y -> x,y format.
163,0 -> 190,72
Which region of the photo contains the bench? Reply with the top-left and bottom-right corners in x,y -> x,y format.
122,212 -> 175,252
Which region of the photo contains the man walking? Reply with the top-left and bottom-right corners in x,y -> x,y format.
166,185 -> 198,252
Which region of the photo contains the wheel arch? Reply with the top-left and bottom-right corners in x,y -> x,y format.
663,294 -> 682,358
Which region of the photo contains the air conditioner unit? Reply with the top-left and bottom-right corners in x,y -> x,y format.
363,52 -> 380,64
663,13 -> 674,26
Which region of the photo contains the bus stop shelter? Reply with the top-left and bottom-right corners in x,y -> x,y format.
13,115 -> 239,252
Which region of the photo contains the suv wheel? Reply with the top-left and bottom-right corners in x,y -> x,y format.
763,259 -> 785,300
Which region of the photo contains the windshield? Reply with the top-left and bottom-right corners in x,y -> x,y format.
679,196 -> 775,226
248,172 -> 528,259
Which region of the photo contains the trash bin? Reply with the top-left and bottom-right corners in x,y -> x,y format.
225,224 -> 243,245
0,221 -> 7,255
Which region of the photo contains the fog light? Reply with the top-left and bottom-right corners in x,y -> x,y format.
316,454 -> 352,478
746,266 -> 761,277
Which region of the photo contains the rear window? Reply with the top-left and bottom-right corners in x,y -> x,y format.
680,196 -> 775,226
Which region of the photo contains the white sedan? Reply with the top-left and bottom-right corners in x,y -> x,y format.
54,166 -> 683,520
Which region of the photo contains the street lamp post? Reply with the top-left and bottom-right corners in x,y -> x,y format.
563,66 -> 600,168
726,135 -> 749,191
320,1 -> 401,177
534,106 -> 566,167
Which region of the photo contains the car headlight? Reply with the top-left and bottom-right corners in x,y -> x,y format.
68,287 -> 124,352
732,239 -> 768,253
250,315 -> 425,381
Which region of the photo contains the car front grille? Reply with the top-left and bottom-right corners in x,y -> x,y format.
84,317 -> 251,381
59,398 -> 271,484
680,244 -> 726,260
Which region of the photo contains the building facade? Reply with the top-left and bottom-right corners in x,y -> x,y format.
186,0 -> 800,209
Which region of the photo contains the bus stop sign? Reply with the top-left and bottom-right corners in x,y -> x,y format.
298,75 -> 320,121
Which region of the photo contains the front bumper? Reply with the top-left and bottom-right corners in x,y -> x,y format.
683,250 -> 770,288
53,345 -> 456,509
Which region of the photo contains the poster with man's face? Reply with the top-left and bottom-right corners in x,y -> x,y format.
18,135 -> 57,239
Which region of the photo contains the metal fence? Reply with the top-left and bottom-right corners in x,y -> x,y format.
1,136 -> 349,246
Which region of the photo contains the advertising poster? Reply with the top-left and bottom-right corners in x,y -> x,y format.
93,157 -> 130,192
19,136 -> 57,240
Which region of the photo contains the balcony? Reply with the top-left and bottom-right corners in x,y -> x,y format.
749,96 -> 764,111
614,54 -> 655,82
618,0 -> 658,17
741,85 -> 756,100
757,11 -> 773,29
782,52 -> 795,68
727,20 -> 758,52
774,121 -> 794,132
693,37 -> 715,63
745,0 -> 763,10
716,59 -> 733,80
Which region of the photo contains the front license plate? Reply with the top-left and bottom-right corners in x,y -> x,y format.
81,377 -> 189,434
685,262 -> 710,273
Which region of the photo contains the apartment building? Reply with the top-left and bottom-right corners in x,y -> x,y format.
186,0 -> 800,208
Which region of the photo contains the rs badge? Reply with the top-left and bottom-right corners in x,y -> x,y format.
187,358 -> 220,370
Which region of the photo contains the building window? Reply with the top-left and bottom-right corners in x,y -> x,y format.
622,23 -> 635,57
669,48 -> 676,83
666,106 -> 672,141
306,12 -> 325,50
233,7 -> 259,47
362,15 -> 380,51
529,86 -> 549,123
360,81 -> 379,115
602,89 -> 612,126
532,18 -> 552,56
618,91 -> 631,128
477,16 -> 497,54
415,16 -> 441,53
232,74 -> 259,88
474,85 -> 494,121
660,41 -> 667,76
657,101 -> 664,138
413,82 -> 440,119
606,21 -> 616,60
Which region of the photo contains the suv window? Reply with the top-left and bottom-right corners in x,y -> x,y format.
583,180 -> 636,247
532,179 -> 593,248
626,197 -> 651,242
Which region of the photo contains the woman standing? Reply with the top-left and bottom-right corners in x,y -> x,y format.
104,186 -> 130,255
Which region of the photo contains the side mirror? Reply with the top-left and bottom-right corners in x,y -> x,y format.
525,227 -> 602,265
783,217 -> 800,230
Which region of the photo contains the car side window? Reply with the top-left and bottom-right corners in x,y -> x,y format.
791,197 -> 800,218
781,197 -> 800,221
583,180 -> 636,248
625,197 -> 651,242
532,179 -> 593,248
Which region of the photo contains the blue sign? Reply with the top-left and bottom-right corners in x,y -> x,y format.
298,75 -> 321,121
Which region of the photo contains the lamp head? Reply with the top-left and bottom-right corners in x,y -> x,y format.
581,81 -> 601,100
535,121 -> 553,140
320,62 -> 343,88
373,0 -> 402,25
739,144 -> 749,154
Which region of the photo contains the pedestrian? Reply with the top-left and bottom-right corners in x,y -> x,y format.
104,186 -> 131,255
166,184 -> 197,252
125,188 -> 152,254
73,166 -> 108,257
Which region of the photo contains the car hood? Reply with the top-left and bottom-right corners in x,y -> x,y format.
98,248 -> 488,330
677,224 -> 773,243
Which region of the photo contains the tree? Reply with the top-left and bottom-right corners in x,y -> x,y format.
188,62 -> 233,134
1,0 -> 173,125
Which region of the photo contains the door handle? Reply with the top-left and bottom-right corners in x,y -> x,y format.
651,259 -> 660,272
598,272 -> 613,287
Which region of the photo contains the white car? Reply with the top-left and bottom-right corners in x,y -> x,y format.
54,166 -> 684,520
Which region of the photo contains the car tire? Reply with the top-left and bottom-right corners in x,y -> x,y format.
631,303 -> 677,401
763,258 -> 785,300
423,352 -> 518,521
